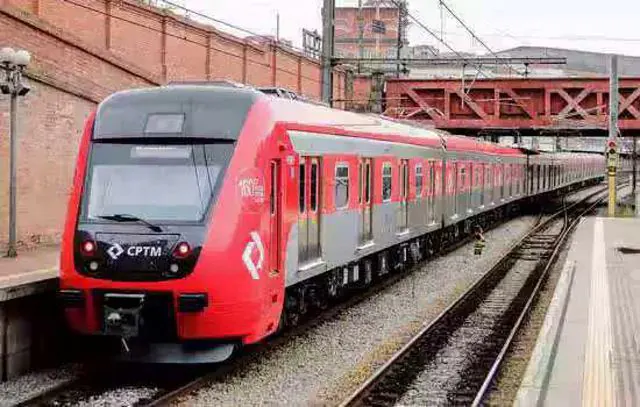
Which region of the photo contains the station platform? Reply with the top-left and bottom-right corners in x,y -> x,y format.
0,246 -> 58,301
516,217 -> 640,407
0,246 -> 61,381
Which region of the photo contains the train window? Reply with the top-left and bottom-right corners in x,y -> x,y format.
358,162 -> 363,204
382,163 -> 392,202
310,162 -> 318,212
425,162 -> 431,196
365,161 -> 371,203
299,161 -> 306,213
83,144 -> 232,223
504,164 -> 510,197
485,165 -> 491,203
480,164 -> 485,206
335,164 -> 349,209
416,164 -> 424,197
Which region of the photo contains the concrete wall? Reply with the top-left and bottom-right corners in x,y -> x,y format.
0,0 -> 347,251
0,277 -> 69,381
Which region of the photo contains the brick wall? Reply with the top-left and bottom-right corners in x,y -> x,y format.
0,0 -> 347,251
4,0 -> 345,99
0,81 -> 95,249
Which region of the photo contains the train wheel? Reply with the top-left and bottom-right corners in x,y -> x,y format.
282,294 -> 300,328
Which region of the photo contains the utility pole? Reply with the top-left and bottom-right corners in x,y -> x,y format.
321,0 -> 335,106
276,12 -> 280,42
607,55 -> 619,217
357,0 -> 363,74
633,136 -> 637,196
395,1 -> 403,78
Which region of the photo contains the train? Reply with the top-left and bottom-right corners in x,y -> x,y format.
57,82 -> 606,363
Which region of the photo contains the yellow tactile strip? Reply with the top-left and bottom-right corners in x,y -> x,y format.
582,218 -> 616,407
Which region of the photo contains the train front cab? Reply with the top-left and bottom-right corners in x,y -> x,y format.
58,85 -> 288,362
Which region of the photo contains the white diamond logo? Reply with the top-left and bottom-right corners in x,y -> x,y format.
107,243 -> 125,260
242,232 -> 264,280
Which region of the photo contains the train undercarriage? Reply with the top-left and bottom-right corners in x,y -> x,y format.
278,177 -> 603,331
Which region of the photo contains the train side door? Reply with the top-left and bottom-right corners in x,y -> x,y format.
479,163 -> 485,207
269,160 -> 281,275
427,161 -> 436,224
397,159 -> 409,232
469,162 -> 475,211
298,157 -> 322,265
359,158 -> 373,244
298,158 -> 308,263
307,158 -> 321,260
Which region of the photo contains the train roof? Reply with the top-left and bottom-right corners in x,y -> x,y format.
266,94 -> 525,156
95,83 -> 526,157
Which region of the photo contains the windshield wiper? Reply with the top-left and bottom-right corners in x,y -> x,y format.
97,214 -> 163,232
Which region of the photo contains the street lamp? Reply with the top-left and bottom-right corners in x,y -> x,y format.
1,47 -> 31,257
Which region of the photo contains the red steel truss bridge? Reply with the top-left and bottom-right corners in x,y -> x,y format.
383,77 -> 640,136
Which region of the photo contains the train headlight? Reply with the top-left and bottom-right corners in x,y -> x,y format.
80,240 -> 97,257
172,242 -> 192,259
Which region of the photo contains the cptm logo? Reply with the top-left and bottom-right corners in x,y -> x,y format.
107,243 -> 162,260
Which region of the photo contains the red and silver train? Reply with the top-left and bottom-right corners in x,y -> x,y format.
58,83 -> 605,362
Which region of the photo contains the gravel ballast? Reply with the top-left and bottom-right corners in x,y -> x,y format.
0,364 -> 78,406
175,214 -> 539,406
0,186 -> 606,407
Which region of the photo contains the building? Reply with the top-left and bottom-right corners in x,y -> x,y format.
334,0 -> 409,72
495,46 -> 640,77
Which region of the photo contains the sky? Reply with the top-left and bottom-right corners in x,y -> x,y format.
174,0 -> 640,57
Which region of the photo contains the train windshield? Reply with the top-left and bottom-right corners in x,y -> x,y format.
80,143 -> 233,223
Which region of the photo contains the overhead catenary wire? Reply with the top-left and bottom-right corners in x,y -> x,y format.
58,0 -> 322,85
159,0 -> 310,56
437,0 -> 525,76
384,0 -> 492,79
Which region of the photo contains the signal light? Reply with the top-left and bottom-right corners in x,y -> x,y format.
80,240 -> 96,257
173,242 -> 191,259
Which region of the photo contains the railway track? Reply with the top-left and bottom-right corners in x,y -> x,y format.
13,185 -> 606,407
15,206 -> 505,407
338,186 -> 610,407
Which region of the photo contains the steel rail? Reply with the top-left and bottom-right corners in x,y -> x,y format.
470,185 -> 622,406
338,185 -> 610,407
145,186 -> 607,407
15,184 -> 607,407
141,198 -> 524,406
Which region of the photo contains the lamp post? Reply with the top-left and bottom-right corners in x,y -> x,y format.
0,47 -> 31,257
